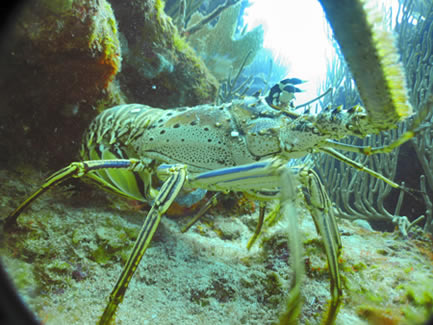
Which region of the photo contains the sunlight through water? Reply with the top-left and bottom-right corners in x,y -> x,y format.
243,0 -> 400,104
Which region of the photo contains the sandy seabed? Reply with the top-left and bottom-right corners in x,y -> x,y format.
1,166 -> 432,325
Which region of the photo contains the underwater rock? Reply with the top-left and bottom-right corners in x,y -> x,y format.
109,0 -> 219,108
0,0 -> 124,168
352,219 -> 373,231
4,0 -> 121,105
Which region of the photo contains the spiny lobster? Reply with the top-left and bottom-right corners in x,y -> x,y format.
3,0 -> 422,324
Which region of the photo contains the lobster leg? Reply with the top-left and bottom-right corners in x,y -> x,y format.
246,202 -> 266,250
3,159 -> 144,229
277,167 -> 342,325
184,160 -> 342,324
181,193 -> 268,251
99,164 -> 186,324
181,192 -> 221,233
277,168 -> 305,324
320,147 -> 402,189
5,159 -> 188,324
297,167 -> 342,325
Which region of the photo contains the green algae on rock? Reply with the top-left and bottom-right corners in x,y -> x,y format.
110,0 -> 219,108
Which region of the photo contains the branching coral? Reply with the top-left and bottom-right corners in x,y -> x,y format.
314,1 -> 433,236
217,50 -> 254,103
183,2 -> 264,81
165,0 -> 270,102
396,1 -> 433,234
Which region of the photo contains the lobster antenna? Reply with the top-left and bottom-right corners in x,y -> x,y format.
295,87 -> 333,110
